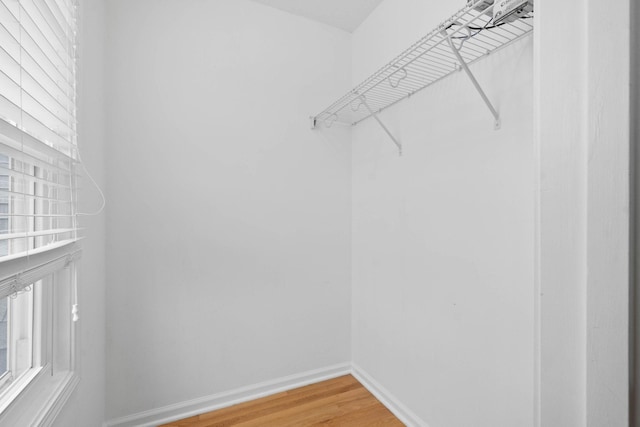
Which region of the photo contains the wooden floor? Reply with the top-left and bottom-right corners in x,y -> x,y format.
160,375 -> 404,427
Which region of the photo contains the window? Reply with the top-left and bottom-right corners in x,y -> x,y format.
0,0 -> 80,424
0,256 -> 78,424
0,288 -> 35,391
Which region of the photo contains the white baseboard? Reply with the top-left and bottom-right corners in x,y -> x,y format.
104,362 -> 430,427
351,363 -> 430,427
104,362 -> 351,427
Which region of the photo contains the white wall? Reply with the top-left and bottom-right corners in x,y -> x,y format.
99,1 -> 632,425
52,0 -> 107,426
350,1 -> 534,426
634,0 -> 640,422
104,0 -> 352,421
584,0 -> 630,425
534,0 -> 587,424
535,1 -> 630,425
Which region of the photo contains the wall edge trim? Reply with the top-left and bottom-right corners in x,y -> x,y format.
104,362 -> 351,427
351,363 -> 431,427
104,362 -> 432,427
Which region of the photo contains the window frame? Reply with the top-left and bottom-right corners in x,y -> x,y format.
0,244 -> 79,426
0,283 -> 38,395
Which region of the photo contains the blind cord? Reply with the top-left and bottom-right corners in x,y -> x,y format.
76,147 -> 106,216
74,1 -> 104,217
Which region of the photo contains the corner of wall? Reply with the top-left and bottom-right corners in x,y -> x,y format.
52,0 -> 108,425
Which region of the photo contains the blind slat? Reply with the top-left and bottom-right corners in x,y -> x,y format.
0,31 -> 76,109
0,51 -> 77,125
0,2 -> 75,93
0,94 -> 77,155
43,0 -> 73,37
0,117 -> 77,167
0,165 -> 74,187
0,213 -> 74,218
0,228 -> 77,242
0,189 -> 72,202
0,173 -> 72,190
51,0 -> 73,28
31,0 -> 67,47
0,61 -> 76,136
2,1 -> 76,80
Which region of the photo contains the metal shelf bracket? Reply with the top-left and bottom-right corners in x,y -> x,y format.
355,96 -> 402,156
441,30 -> 501,130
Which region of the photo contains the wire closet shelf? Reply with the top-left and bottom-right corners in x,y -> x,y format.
311,1 -> 533,135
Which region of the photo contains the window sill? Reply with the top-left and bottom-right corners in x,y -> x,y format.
0,367 -> 79,426
0,367 -> 44,414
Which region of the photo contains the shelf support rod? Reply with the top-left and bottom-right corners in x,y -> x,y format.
441,31 -> 501,130
358,96 -> 402,155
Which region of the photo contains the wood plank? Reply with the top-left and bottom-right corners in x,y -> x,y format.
232,387 -> 372,427
198,375 -> 359,422
160,375 -> 404,427
195,379 -> 363,426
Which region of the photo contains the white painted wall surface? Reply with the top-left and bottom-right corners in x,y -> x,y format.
585,0 -> 630,425
534,0 -> 587,425
535,1 -> 630,426
104,0 -> 352,421
634,0 -> 640,423
52,0 -> 107,425
350,1 -> 534,426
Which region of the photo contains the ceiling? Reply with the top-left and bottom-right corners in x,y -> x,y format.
249,0 -> 384,33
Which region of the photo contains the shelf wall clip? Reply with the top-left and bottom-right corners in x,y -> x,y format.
441,30 -> 501,130
355,95 -> 402,156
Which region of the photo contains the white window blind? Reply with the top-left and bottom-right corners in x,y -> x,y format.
0,0 -> 79,261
